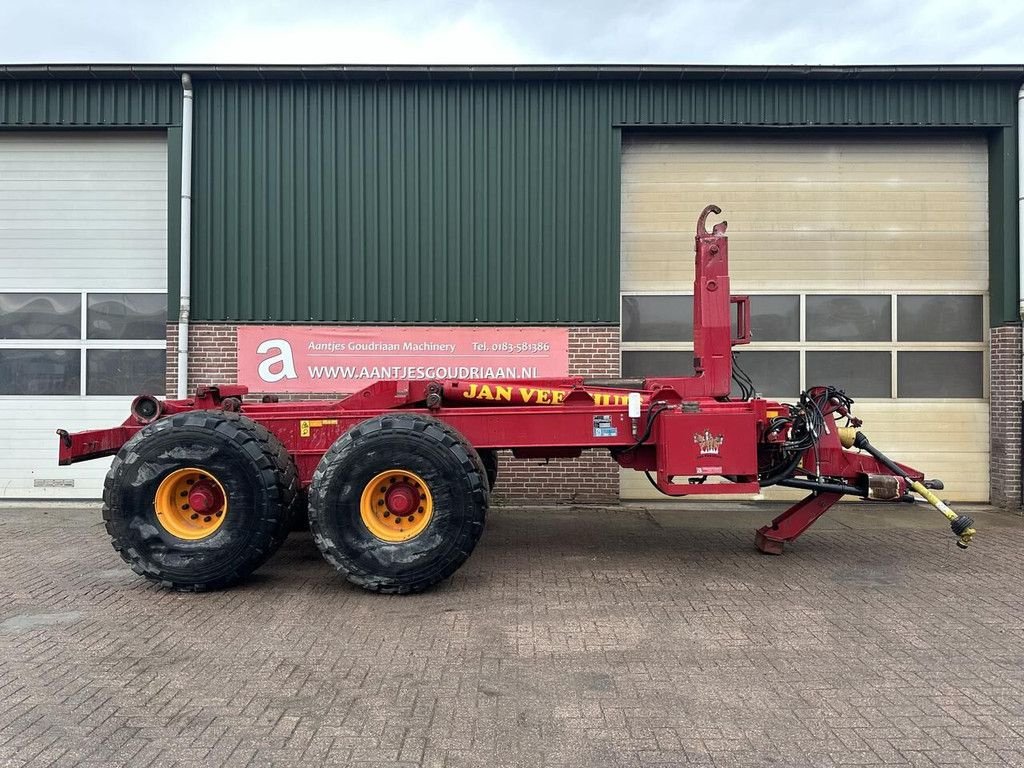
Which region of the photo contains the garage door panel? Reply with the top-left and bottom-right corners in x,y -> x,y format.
0,399 -> 129,498
3,261 -> 167,292
626,245 -> 986,292
623,198 -> 989,215
627,272 -> 986,295
0,204 -> 166,217
624,208 -> 986,230
0,224 -> 167,236
622,138 -> 986,157
624,198 -> 988,218
621,170 -> 987,187
620,132 -> 989,502
625,157 -> 988,171
0,132 -> 167,499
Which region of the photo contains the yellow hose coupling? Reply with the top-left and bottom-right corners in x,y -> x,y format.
909,480 -> 977,549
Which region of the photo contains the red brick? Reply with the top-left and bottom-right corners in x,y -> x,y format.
989,324 -> 1022,510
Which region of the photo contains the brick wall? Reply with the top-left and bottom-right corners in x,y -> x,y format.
166,324 -> 622,503
495,326 -> 620,503
166,324 -> 237,394
989,324 -> 1022,510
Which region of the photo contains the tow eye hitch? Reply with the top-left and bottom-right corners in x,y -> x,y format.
853,432 -> 976,548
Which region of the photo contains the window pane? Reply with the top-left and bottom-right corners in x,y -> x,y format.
87,349 -> 166,395
746,295 -> 800,341
897,352 -> 983,398
0,349 -> 80,395
87,293 -> 166,340
806,295 -> 891,341
897,295 -> 983,342
806,351 -> 891,398
621,350 -> 694,378
0,293 -> 80,339
621,295 -> 692,342
733,351 -> 800,397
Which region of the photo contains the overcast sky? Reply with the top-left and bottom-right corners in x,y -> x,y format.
3,0 -> 1022,65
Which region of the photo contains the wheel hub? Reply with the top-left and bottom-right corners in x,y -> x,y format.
154,468 -> 228,540
359,469 -> 433,542
384,483 -> 417,516
188,479 -> 224,515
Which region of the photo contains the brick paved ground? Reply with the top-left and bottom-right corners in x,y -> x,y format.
1,502 -> 1023,767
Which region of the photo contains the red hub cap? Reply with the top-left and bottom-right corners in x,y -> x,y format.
188,480 -> 225,515
384,483 -> 417,516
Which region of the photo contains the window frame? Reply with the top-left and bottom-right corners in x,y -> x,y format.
0,287 -> 167,399
619,289 -> 989,401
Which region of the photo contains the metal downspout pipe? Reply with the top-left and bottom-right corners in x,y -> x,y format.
176,74 -> 193,398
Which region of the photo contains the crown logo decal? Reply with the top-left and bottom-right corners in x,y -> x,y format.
694,429 -> 725,456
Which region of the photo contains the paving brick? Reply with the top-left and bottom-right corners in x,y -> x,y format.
1,504 -> 1023,767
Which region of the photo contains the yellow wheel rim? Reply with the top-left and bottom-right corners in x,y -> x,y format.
154,467 -> 228,540
359,469 -> 433,542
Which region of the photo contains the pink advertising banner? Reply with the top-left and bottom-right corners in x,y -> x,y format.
236,326 -> 570,393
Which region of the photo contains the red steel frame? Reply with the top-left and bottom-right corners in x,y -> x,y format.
57,205 -> 943,553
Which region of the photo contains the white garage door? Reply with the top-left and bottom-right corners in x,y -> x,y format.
620,133 -> 988,501
0,132 -> 167,499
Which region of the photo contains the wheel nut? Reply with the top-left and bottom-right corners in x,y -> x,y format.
383,511 -> 390,517
204,516 -> 212,523
190,513 -> 199,520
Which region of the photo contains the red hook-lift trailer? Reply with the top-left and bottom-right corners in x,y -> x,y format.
57,205 -> 977,594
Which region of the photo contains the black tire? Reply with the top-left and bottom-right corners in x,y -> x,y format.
308,414 -> 488,594
102,411 -> 299,591
478,449 -> 499,491
433,421 -> 491,499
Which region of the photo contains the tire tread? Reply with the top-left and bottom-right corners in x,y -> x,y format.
308,414 -> 487,594
102,410 -> 299,591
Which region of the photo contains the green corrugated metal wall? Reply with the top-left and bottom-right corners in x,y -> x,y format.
612,78 -> 1015,126
0,75 -> 1019,324
0,79 -> 180,126
190,78 -> 1019,324
192,81 -> 619,323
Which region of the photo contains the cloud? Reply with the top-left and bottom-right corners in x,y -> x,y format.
181,5 -> 542,64
0,0 -> 1021,64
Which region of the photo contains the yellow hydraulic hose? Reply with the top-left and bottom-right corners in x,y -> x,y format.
907,480 -> 977,549
851,432 -> 977,549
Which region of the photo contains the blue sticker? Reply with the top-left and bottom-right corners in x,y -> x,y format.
593,415 -> 618,438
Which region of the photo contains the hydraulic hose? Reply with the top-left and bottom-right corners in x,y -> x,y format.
758,449 -> 803,488
852,432 -> 977,549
